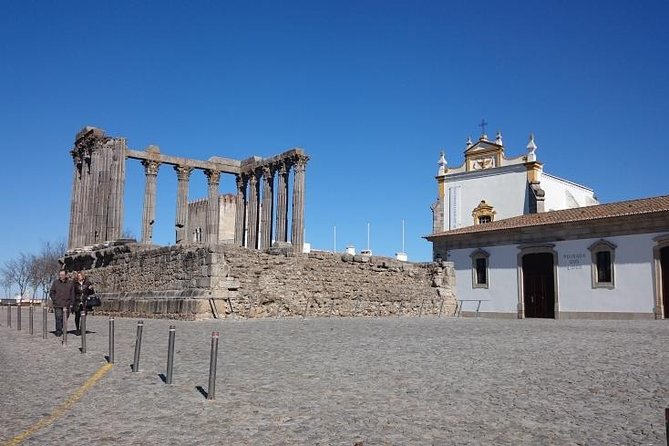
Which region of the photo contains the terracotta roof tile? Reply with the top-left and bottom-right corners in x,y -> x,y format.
429,195 -> 669,237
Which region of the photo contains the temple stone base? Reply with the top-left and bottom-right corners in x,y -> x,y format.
62,244 -> 457,320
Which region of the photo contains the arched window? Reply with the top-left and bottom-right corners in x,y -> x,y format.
588,239 -> 616,289
472,200 -> 496,225
470,249 -> 490,288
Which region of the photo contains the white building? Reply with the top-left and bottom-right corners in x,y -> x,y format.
427,131 -> 669,320
431,132 -> 598,233
427,193 -> 669,319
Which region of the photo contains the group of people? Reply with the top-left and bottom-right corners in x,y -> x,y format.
48,270 -> 95,337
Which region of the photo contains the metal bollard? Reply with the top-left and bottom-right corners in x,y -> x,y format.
42,305 -> 47,339
665,407 -> 668,446
108,317 -> 115,364
80,311 -> 87,353
63,308 -> 69,344
207,331 -> 220,400
17,304 -> 21,331
166,325 -> 176,384
438,296 -> 445,318
7,304 -> 11,328
418,297 -> 425,318
29,305 -> 34,335
132,320 -> 144,372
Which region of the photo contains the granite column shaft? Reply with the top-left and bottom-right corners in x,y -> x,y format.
205,170 -> 221,244
247,173 -> 260,249
260,166 -> 274,250
291,155 -> 308,253
275,163 -> 289,243
174,166 -> 192,244
234,174 -> 247,246
141,160 -> 160,244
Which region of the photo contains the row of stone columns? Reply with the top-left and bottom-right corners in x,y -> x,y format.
234,154 -> 308,253
68,130 -> 125,250
140,164 -> 223,245
68,128 -> 308,254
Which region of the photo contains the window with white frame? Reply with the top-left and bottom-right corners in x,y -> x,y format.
470,249 -> 490,288
588,240 -> 616,289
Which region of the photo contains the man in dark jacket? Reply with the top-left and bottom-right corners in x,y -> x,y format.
49,270 -> 75,337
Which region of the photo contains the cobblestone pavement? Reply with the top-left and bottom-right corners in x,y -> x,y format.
0,306 -> 667,445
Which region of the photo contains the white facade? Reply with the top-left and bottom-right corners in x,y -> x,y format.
432,133 -> 598,233
450,232 -> 666,318
440,165 -> 529,230
541,173 -> 598,211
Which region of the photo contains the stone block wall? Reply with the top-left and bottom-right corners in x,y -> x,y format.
62,243 -> 457,320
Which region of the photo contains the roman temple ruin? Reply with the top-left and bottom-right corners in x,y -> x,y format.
63,127 -> 457,319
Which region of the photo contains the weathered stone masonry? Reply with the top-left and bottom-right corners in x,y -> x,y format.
63,244 -> 457,320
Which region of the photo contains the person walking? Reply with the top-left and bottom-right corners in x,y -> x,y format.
74,271 -> 94,335
49,270 -> 75,337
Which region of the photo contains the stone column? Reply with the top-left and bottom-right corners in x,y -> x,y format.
234,174 -> 247,246
260,166 -> 274,250
81,147 -> 94,246
275,162 -> 289,243
174,165 -> 192,244
68,154 -> 82,250
205,169 -> 221,244
247,172 -> 260,249
141,160 -> 160,244
291,155 -> 308,254
108,138 -> 126,241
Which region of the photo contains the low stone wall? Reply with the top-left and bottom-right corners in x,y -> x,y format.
62,244 -> 457,319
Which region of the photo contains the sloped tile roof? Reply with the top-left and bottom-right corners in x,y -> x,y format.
428,195 -> 669,237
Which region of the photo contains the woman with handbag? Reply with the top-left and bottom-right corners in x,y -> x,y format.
74,271 -> 95,336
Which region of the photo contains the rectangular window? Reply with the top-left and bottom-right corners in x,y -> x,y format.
478,215 -> 492,224
596,251 -> 612,283
475,257 -> 487,285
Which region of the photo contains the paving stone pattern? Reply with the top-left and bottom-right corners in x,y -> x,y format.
0,306 -> 667,445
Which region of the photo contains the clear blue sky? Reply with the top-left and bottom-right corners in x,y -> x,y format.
1,0 -> 668,272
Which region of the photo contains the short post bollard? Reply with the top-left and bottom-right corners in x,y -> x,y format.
17,304 -> 21,331
132,320 -> 144,372
418,297 -> 425,318
665,407 -> 668,446
42,305 -> 47,339
166,325 -> 176,384
7,304 -> 11,328
207,331 -> 219,400
108,317 -> 115,364
80,311 -> 87,353
29,305 -> 34,335
63,308 -> 69,344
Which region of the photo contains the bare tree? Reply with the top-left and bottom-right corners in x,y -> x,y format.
121,228 -> 137,241
1,273 -> 12,299
35,240 -> 66,300
2,253 -> 33,300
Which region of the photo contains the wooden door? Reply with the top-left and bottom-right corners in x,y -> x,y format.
662,247 -> 669,319
522,253 -> 555,318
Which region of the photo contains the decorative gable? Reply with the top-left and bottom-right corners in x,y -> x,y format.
464,136 -> 504,172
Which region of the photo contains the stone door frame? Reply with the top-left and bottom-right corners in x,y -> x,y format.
516,244 -> 559,319
652,234 -> 669,319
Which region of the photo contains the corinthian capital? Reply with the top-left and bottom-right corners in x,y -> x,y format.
142,160 -> 161,176
262,165 -> 274,181
293,154 -> 309,172
205,169 -> 221,186
235,174 -> 247,192
174,165 -> 193,181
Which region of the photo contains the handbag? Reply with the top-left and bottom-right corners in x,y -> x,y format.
85,295 -> 102,310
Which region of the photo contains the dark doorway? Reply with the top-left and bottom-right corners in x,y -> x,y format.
522,253 -> 555,318
661,247 -> 669,319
